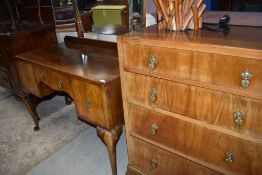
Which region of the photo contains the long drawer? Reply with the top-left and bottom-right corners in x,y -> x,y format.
125,72 -> 262,138
128,104 -> 262,175
123,43 -> 262,99
128,136 -> 222,175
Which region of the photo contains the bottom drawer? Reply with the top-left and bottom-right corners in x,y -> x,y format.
129,104 -> 262,175
128,136 -> 222,175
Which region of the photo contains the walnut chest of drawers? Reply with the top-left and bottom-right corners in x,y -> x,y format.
117,25 -> 262,175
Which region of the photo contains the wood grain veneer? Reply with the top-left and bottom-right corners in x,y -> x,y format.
125,72 -> 262,138
117,25 -> 262,175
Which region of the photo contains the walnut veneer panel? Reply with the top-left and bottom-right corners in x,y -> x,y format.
128,104 -> 262,175
128,136 -> 222,175
72,80 -> 106,128
16,61 -> 53,97
125,72 -> 262,138
72,79 -> 123,130
123,43 -> 262,100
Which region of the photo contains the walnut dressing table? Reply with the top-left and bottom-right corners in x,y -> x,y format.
117,25 -> 262,174
15,36 -> 123,175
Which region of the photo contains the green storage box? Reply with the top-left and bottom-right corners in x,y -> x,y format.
91,5 -> 126,26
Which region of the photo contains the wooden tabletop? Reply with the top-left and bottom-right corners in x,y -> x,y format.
16,37 -> 120,84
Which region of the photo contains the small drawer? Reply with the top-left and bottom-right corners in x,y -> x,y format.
72,79 -> 107,128
128,104 -> 262,175
125,72 -> 262,138
47,71 -> 72,92
0,70 -> 11,88
16,61 -> 53,97
128,136 -> 222,175
123,43 -> 262,98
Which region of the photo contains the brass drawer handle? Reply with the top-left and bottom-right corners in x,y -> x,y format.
86,98 -> 91,109
151,159 -> 158,169
57,80 -> 63,89
148,56 -> 157,71
150,88 -> 158,103
233,110 -> 245,127
241,69 -> 252,89
40,73 -> 45,81
225,151 -> 234,165
151,123 -> 158,135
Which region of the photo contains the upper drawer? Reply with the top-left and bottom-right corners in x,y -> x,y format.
35,67 -> 73,94
128,104 -> 262,175
123,44 -> 262,99
16,61 -> 53,97
125,72 -> 262,138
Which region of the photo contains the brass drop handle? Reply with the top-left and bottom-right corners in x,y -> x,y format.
57,80 -> 63,89
150,88 -> 158,103
86,98 -> 91,109
40,73 -> 45,81
151,159 -> 158,169
241,69 -> 252,89
148,56 -> 157,71
233,110 -> 245,127
225,151 -> 234,165
151,123 -> 158,135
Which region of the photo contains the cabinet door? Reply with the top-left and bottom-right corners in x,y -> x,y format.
72,79 -> 107,128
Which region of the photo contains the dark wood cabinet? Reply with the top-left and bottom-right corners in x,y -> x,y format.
0,0 -> 60,130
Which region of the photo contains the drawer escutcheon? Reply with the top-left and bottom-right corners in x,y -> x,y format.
148,56 -> 157,71
151,123 -> 158,135
150,88 -> 158,103
40,73 -> 45,81
57,80 -> 63,89
225,151 -> 234,166
241,69 -> 252,89
151,159 -> 158,169
86,98 -> 91,109
233,110 -> 245,127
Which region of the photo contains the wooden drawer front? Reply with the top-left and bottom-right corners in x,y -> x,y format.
72,80 -> 106,128
125,73 -> 262,138
16,61 -> 48,97
0,70 -> 11,88
128,104 -> 262,175
123,44 -> 262,98
128,136 -> 222,175
46,71 -> 72,92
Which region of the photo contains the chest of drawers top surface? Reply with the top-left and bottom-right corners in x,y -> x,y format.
119,25 -> 262,59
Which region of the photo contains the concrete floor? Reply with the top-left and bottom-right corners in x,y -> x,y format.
25,127 -> 128,175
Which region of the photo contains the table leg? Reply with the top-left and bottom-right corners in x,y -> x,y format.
21,93 -> 57,131
22,95 -> 40,131
97,126 -> 122,175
